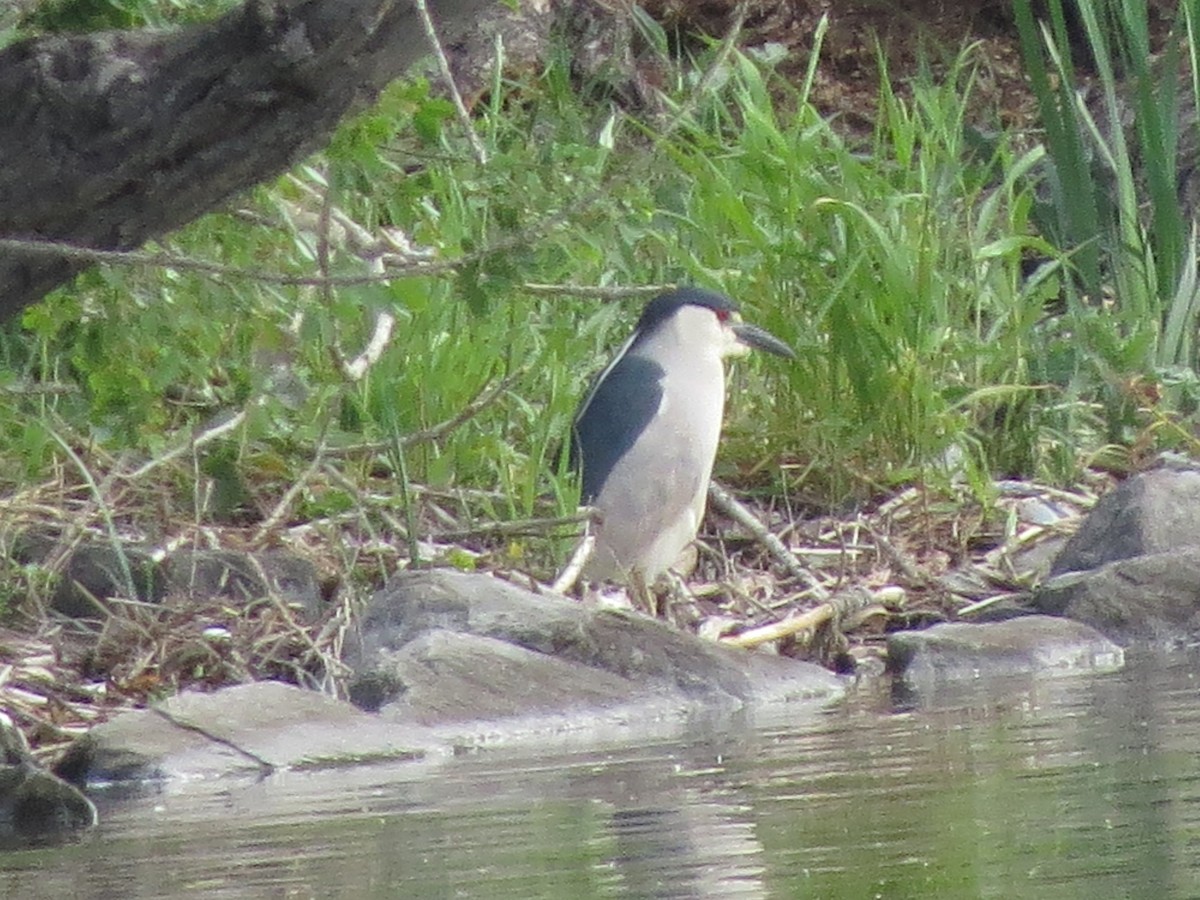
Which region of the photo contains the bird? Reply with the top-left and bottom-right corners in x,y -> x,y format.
570,287 -> 795,586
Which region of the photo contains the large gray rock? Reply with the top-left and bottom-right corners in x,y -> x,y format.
1029,468 -> 1200,644
344,570 -> 844,728
1051,469 -> 1200,575
54,681 -> 426,789
1035,550 -> 1200,644
353,630 -> 646,724
56,573 -> 844,788
887,616 -> 1124,689
0,711 -> 96,845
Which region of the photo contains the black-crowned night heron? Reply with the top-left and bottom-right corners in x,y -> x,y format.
571,287 -> 795,585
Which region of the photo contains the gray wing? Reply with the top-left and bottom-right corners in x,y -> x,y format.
571,354 -> 665,502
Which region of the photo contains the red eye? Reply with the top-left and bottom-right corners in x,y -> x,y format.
715,309 -> 731,322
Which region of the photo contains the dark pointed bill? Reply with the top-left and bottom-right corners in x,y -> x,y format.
732,322 -> 796,359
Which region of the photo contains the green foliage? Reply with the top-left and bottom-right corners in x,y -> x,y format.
649,39 -> 1072,488
22,0 -> 237,32
1013,0 -> 1200,455
2,3 -> 1194,579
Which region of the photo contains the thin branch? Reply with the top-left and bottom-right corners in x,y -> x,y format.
0,207 -> 574,286
707,480 -> 829,600
343,309 -> 397,381
522,283 -> 675,300
118,408 -> 247,481
434,511 -> 593,542
661,1 -> 751,134
414,0 -> 489,165
865,523 -> 933,588
253,433 -> 332,544
398,371 -> 523,447
44,427 -> 135,603
719,588 -> 878,649
552,531 -> 596,594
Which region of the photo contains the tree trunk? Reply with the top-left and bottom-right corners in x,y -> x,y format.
0,0 -> 493,320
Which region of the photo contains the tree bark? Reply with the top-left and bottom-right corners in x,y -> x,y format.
0,0 -> 493,320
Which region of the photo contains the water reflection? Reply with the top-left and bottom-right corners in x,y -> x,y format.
3,650 -> 1200,898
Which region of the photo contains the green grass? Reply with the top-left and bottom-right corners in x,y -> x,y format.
1,0 -> 1197,599
1014,0 -> 1200,446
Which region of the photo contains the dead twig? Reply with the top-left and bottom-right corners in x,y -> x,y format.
552,531 -> 596,594
404,372 -> 522,446
253,435 -> 331,544
414,0 -> 488,166
864,523 -> 932,588
708,480 -> 829,600
522,283 -> 674,300
119,408 -> 247,481
435,511 -> 594,542
719,587 -> 884,649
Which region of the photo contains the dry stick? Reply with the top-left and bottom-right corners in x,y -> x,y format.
44,427 -> 139,604
435,510 -> 595,542
864,523 -> 932,588
414,0 -> 488,166
343,298 -> 396,381
119,408 -> 247,481
400,371 -> 522,446
993,478 -> 1098,506
319,462 -> 400,551
661,0 -> 750,133
316,165 -> 335,305
124,367 -> 511,493
551,531 -> 596,594
0,381 -> 78,396
253,440 -> 330,543
0,209 -> 572,286
313,372 -> 518,461
522,283 -> 675,300
719,588 -> 878,649
707,480 -> 829,601
287,172 -> 401,381
957,591 -> 1028,617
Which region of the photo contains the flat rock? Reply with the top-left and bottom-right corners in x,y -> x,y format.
54,681 -> 426,790
57,572 -> 845,788
887,616 -> 1124,689
344,570 -> 844,730
1035,549 -> 1200,645
352,629 -> 644,724
1051,468 -> 1200,575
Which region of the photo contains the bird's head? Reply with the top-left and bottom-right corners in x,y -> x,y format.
633,287 -> 796,361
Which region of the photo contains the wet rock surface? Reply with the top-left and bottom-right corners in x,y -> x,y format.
1036,550 -> 1200,645
63,488 -> 1200,803
887,615 -> 1124,690
1050,468 -> 1200,575
54,681 -> 424,790
0,712 -> 96,847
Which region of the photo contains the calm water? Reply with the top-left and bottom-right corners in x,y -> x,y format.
3,648 -> 1199,898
